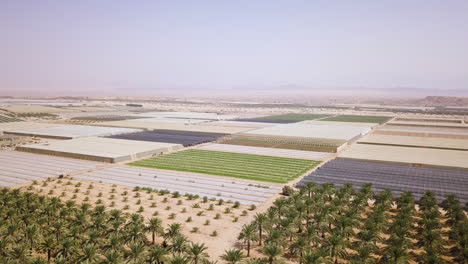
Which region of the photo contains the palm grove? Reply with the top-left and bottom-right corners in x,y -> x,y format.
0,188 -> 212,264
235,183 -> 467,264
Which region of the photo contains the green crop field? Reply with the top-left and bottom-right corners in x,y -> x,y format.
320,115 -> 392,124
129,149 -> 320,183
254,113 -> 330,121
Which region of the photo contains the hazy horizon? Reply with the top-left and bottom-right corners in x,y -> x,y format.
1,1 -> 468,97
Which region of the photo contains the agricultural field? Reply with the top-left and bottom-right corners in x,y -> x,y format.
0,114 -> 22,123
17,177 -> 266,260
197,143 -> 331,161
18,137 -> 183,163
235,113 -> 330,124
220,133 -> 347,152
4,124 -> 142,139
376,124 -> 468,139
340,143 -> 468,169
70,115 -> 146,122
0,151 -> 103,187
359,134 -> 468,151
108,129 -> 228,147
74,166 -> 280,205
320,115 -> 392,124
129,149 -> 319,183
235,184 -> 468,263
245,123 -> 372,141
297,158 -> 468,204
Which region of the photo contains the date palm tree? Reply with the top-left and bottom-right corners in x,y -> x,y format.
186,242 -> 209,264
147,217 -> 164,245
238,223 -> 257,257
262,243 -> 282,264
221,249 -> 245,264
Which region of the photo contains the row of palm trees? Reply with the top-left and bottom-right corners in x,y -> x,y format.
0,188 -> 212,264
235,182 -> 467,264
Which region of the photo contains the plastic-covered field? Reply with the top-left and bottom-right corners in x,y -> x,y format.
75,166 -> 281,205
133,111 -> 238,120
358,134 -> 468,151
0,122 -> 59,133
0,151 -> 103,187
320,115 -> 392,124
5,124 -> 142,139
340,143 -> 468,169
0,115 -> 22,123
130,149 -> 320,183
297,158 -> 468,204
219,134 -> 346,153
245,123 -> 371,141
70,115 -> 146,122
197,143 -> 331,161
375,124 -> 468,139
18,137 -> 183,163
98,120 -> 255,134
235,114 -> 330,124
107,130 -> 227,147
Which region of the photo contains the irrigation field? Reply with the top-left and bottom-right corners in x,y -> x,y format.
220,133 -> 347,152
0,115 -> 22,123
297,158 -> 468,204
108,129 -> 227,147
197,143 -> 331,160
70,115 -> 146,122
0,151 -> 103,187
320,115 -> 392,124
235,113 -> 330,124
5,124 -> 142,139
129,149 -> 320,183
75,166 -> 281,205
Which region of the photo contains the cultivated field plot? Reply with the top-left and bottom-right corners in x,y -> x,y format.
130,149 -> 320,183
202,120 -> 276,129
5,124 -> 142,139
108,129 -> 227,147
0,115 -> 22,123
74,166 -> 281,204
70,115 -> 146,122
320,115 -> 392,124
220,134 -> 347,152
197,143 -> 331,161
340,143 -> 468,169
133,111 -> 238,120
299,120 -> 378,128
99,120 -> 254,134
359,134 -> 468,151
18,137 -> 183,163
376,124 -> 468,139
0,105 -> 69,113
0,121 -> 58,133
235,113 -> 330,124
297,158 -> 468,203
245,123 -> 372,141
0,151 -> 103,187
388,118 -> 467,128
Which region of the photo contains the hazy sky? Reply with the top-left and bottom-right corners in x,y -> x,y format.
1,0 -> 467,96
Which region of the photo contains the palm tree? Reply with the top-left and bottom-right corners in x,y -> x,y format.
164,223 -> 182,243
147,217 -> 164,244
38,235 -> 56,263
302,249 -> 329,264
221,249 -> 245,264
170,255 -> 190,264
186,242 -> 209,264
238,224 -> 257,257
126,242 -> 146,263
262,243 -> 282,264
102,249 -> 123,264
254,213 -> 268,246
323,231 -> 348,264
169,235 -> 188,256
147,245 -> 168,264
